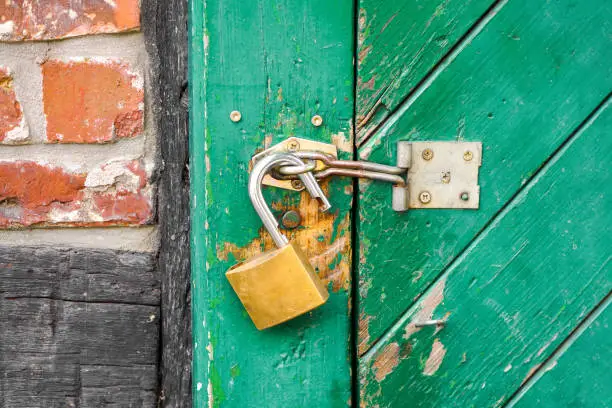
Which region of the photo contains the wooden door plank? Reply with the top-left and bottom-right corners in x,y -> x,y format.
357,0 -> 494,142
357,0 -> 612,352
359,100 -> 612,407
190,1 -> 354,406
508,296 -> 611,408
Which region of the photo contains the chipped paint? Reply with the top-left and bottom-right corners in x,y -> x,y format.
358,313 -> 372,356
217,200 -> 351,292
521,363 -> 542,385
372,342 -> 400,382
536,333 -> 559,357
423,338 -> 446,376
332,131 -> 353,153
404,278 -> 446,340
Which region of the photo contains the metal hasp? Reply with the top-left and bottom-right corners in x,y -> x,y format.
251,137 -> 482,211
402,141 -> 482,209
251,137 -> 338,191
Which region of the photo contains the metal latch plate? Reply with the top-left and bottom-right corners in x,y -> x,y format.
407,141 -> 482,209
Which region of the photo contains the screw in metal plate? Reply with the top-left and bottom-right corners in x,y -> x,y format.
311,115 -> 323,127
419,191 -> 432,204
286,139 -> 300,152
463,150 -> 473,161
281,210 -> 302,229
422,148 -> 434,161
441,171 -> 451,184
291,179 -> 304,190
229,110 -> 242,122
460,192 -> 470,201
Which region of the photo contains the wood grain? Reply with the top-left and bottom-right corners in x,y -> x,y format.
0,247 -> 160,408
190,1 -> 355,406
359,98 -> 612,407
142,0 -> 192,406
356,0 -> 612,352
356,0 -> 493,142
508,295 -> 611,408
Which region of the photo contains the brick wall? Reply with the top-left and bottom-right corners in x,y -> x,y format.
0,1 -> 156,249
0,3 -> 166,406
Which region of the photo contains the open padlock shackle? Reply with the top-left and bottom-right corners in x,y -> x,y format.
249,152 -> 331,248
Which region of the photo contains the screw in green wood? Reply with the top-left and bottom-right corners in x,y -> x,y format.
311,115 -> 323,127
281,210 -> 302,229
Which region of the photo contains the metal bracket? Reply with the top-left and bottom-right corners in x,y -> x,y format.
399,141 -> 482,210
250,138 -> 482,211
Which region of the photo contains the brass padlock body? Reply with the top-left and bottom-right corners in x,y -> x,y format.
226,242 -> 329,330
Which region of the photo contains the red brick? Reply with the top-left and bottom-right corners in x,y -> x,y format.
0,67 -> 29,144
0,160 -> 152,228
42,59 -> 144,144
0,0 -> 140,41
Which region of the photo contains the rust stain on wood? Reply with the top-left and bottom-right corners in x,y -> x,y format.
423,338 -> 446,376
217,186 -> 351,292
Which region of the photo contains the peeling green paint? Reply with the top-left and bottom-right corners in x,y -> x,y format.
190,0 -> 355,406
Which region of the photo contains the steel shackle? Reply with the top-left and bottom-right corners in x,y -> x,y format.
249,152 -> 331,248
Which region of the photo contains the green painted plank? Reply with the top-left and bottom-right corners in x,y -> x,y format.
359,100 -> 612,407
189,1 -> 354,406
509,296 -> 611,408
356,0 -> 494,142
357,0 -> 612,352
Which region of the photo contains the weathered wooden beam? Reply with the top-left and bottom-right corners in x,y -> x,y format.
142,0 -> 192,406
0,247 -> 160,408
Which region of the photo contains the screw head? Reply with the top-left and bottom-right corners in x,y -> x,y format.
419,191 -> 432,204
291,179 -> 304,190
422,148 -> 434,161
460,192 -> 470,201
441,171 -> 451,184
281,210 -> 302,229
229,110 -> 242,122
311,115 -> 323,127
286,139 -> 300,152
463,150 -> 473,161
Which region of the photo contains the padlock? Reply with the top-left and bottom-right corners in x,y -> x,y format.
226,153 -> 331,330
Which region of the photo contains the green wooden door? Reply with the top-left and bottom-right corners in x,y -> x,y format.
190,0 -> 611,406
189,1 -> 355,406
356,0 -> 612,406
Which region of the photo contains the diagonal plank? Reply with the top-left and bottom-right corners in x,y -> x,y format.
359,99 -> 612,407
507,294 -> 611,408
356,0 -> 495,143
356,0 -> 612,352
